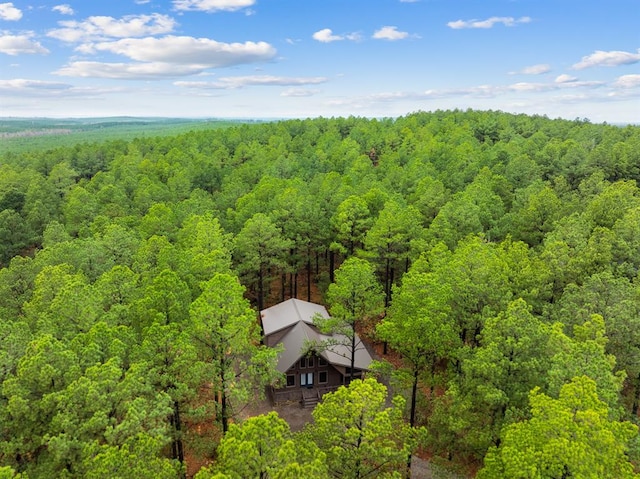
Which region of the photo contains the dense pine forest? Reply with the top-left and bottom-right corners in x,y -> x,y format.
1,109 -> 640,478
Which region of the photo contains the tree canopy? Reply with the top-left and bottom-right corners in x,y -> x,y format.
1,110 -> 639,477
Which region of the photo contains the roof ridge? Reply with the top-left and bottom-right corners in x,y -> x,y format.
291,297 -> 303,323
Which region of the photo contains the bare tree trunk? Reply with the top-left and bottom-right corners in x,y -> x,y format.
329,250 -> 335,283
281,272 -> 286,302
258,266 -> 264,311
173,401 -> 186,478
633,375 -> 640,416
405,366 -> 418,476
384,257 -> 391,308
221,368 -> 229,433
350,321 -> 356,383
383,260 -> 392,355
307,256 -> 312,302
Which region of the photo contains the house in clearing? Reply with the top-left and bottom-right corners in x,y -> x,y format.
260,298 -> 374,406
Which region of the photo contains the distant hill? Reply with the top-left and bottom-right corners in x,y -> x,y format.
0,117 -> 254,154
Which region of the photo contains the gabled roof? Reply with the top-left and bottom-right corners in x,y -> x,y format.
276,320 -> 319,374
261,298 -> 374,374
260,298 -> 330,336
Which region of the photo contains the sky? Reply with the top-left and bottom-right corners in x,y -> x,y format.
0,0 -> 638,123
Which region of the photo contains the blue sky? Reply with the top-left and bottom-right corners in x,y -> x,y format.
0,0 -> 638,122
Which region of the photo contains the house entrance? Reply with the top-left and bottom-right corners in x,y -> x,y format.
300,372 -> 314,387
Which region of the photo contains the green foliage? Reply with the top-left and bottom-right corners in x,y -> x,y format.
315,257 -> 384,380
0,255 -> 38,320
428,300 -> 552,458
233,212 -> 292,310
504,182 -> 562,247
408,175 -> 449,226
303,378 -> 423,479
139,203 -> 179,240
552,271 -> 640,411
1,111 -> 639,476
0,209 -> 32,265
176,213 -> 232,294
92,265 -> 140,327
190,273 -> 281,432
82,433 -> 181,479
327,258 -> 382,319
138,269 -> 191,328
377,258 -> 457,426
478,376 -> 639,479
206,412 -> 327,478
331,196 -> 373,255
0,466 -> 26,479
547,315 -> 625,415
430,236 -> 512,348
0,118 -> 238,155
364,199 -> 423,304
23,264 -> 100,340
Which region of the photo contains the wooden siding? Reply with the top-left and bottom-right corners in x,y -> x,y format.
264,327 -> 289,348
271,353 -> 345,404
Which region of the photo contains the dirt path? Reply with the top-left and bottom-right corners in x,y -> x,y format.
238,395 -> 435,478
237,396 -> 312,432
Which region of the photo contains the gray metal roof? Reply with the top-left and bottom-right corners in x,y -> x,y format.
276,320 -> 319,373
261,299 -> 374,374
260,298 -> 330,336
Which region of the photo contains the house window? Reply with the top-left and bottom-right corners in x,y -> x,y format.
300,372 -> 313,387
318,357 -> 328,367
319,371 -> 328,384
286,375 -> 295,387
299,358 -> 306,369
307,356 -> 314,368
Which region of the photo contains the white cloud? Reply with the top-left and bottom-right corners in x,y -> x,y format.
0,78 -> 72,93
508,82 -> 554,93
173,81 -> 218,88
55,36 -> 276,79
173,0 -> 255,12
0,2 -> 21,21
52,4 -> 74,15
175,75 -> 328,89
281,88 -> 320,97
572,49 -> 640,69
48,13 -> 177,42
54,61 -> 208,79
614,74 -> 640,88
0,78 -> 125,100
372,26 -> 409,41
313,29 -> 340,43
328,77 -> 608,109
512,64 -> 551,75
509,80 -> 602,92
555,74 -> 577,83
312,28 -> 360,43
0,33 -> 49,55
447,16 -> 531,29
76,36 -> 275,65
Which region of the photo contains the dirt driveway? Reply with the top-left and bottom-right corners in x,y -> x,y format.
238,395 -> 435,478
238,395 -> 312,431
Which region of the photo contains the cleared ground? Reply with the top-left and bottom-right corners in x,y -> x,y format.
238,394 -> 436,478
